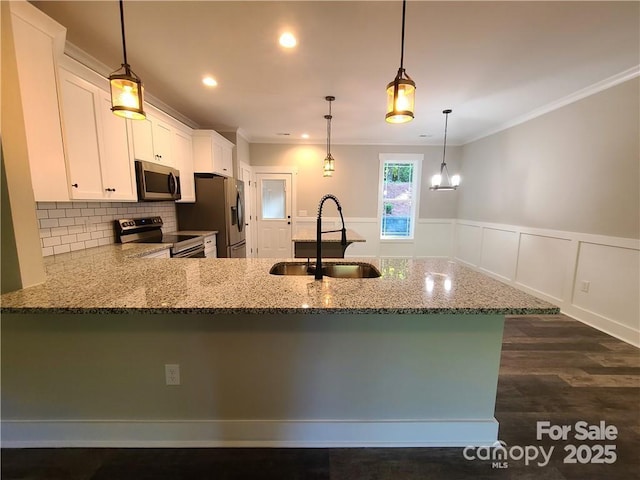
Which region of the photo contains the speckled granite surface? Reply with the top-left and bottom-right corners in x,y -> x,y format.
292,229 -> 366,242
0,244 -> 559,315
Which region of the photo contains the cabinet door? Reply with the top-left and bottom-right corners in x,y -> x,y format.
98,94 -> 137,201
173,130 -> 195,203
130,117 -> 155,162
152,120 -> 173,166
58,69 -> 104,200
204,235 -> 217,258
221,144 -> 233,177
10,4 -> 68,201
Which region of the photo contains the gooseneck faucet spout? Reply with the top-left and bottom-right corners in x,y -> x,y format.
315,194 -> 347,280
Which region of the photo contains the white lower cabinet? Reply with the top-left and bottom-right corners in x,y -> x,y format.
58,67 -> 136,201
204,234 -> 217,258
140,248 -> 171,259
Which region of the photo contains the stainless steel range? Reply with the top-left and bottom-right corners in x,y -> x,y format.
115,217 -> 205,258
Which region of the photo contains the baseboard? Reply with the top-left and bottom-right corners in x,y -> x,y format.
1,419 -> 498,448
562,305 -> 640,348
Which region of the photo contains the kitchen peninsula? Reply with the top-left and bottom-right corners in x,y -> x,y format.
292,228 -> 366,258
1,246 -> 558,447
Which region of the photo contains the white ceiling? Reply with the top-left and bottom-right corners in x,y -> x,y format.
31,1 -> 639,146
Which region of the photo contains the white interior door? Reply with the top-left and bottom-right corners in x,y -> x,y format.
257,173 -> 292,258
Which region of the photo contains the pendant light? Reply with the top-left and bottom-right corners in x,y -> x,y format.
323,96 -> 336,177
109,0 -> 146,120
385,0 -> 415,124
430,109 -> 461,190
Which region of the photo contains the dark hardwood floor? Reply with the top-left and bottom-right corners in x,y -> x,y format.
2,314 -> 639,479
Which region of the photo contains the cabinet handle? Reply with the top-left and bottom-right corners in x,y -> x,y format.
105,188 -> 116,192
72,183 -> 78,188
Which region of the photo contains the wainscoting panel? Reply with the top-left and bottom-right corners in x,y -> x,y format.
454,223 -> 482,266
414,221 -> 454,258
454,220 -> 640,346
515,233 -> 572,302
345,219 -> 380,258
479,228 -> 519,281
295,218 -> 454,259
572,242 -> 640,335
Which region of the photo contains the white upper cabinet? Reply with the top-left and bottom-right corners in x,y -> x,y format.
130,117 -> 154,163
130,111 -> 174,167
193,130 -> 235,177
9,1 -> 69,201
99,95 -> 137,200
173,129 -> 195,203
57,65 -> 136,201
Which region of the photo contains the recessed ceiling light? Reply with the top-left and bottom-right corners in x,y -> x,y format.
301,133 -> 309,139
279,32 -> 297,48
202,76 -> 218,87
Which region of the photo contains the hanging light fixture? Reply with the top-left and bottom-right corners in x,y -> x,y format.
430,109 -> 461,191
323,96 -> 336,177
109,0 -> 145,120
385,0 -> 415,124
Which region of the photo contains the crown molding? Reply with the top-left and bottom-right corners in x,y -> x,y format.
63,42 -> 200,129
466,65 -> 640,145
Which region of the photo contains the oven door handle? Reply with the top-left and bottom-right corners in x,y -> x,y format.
172,244 -> 205,258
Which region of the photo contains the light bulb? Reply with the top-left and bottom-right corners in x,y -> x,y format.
118,86 -> 138,108
431,174 -> 442,187
395,88 -> 410,111
451,174 -> 461,187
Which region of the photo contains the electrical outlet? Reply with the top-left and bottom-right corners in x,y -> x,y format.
580,281 -> 590,293
165,364 -> 180,386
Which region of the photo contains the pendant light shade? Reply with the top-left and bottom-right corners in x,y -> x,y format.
109,0 -> 145,120
385,0 -> 415,124
386,73 -> 415,124
323,96 -> 336,177
430,109 -> 461,191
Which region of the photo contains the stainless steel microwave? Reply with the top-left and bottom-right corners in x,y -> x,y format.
135,160 -> 181,201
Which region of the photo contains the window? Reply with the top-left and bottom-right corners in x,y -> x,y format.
379,154 -> 422,239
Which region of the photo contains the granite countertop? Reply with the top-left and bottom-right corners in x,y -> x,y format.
292,229 -> 366,243
0,244 -> 559,315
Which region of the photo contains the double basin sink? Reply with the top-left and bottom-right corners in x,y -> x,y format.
270,261 -> 381,279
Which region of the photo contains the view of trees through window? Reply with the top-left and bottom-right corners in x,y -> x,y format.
381,161 -> 416,238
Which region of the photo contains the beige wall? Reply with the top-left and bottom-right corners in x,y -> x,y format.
250,143 -> 462,219
458,78 -> 640,239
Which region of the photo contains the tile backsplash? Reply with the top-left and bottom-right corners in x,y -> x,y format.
37,201 -> 178,257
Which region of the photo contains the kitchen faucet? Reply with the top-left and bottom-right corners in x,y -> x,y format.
315,194 -> 347,280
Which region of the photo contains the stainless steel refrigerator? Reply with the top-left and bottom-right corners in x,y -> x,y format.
176,174 -> 246,258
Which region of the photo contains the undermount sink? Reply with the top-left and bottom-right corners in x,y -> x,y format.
269,262 -> 381,279
269,262 -> 312,276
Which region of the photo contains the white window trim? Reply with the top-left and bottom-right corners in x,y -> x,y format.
378,153 -> 423,240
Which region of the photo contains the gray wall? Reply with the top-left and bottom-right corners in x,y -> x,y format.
250,143 -> 462,219
457,78 -> 640,239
